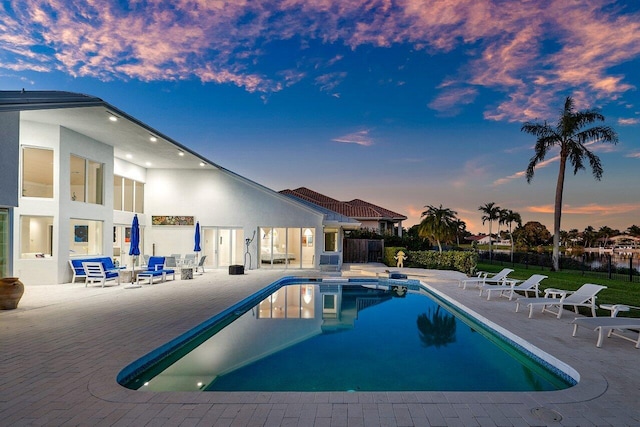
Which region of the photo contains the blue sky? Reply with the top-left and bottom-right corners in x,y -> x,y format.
2,0 -> 640,234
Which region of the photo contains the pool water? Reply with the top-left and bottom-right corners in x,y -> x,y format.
119,278 -> 575,392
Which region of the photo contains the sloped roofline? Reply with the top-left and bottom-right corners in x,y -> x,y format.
0,90 -> 327,220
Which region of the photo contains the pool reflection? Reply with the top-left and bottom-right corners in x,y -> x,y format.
125,281 -> 573,392
417,306 -> 457,348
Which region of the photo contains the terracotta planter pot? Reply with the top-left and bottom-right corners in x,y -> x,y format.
0,277 -> 24,310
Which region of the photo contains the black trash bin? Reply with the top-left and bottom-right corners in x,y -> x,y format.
229,265 -> 244,275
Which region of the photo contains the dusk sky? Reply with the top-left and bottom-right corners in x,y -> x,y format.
1,0 -> 639,234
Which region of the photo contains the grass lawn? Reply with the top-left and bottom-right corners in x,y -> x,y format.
477,261 -> 640,318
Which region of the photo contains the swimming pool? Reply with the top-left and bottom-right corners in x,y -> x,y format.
118,277 -> 577,392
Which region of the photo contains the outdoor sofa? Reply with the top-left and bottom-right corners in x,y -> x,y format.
69,256 -> 124,283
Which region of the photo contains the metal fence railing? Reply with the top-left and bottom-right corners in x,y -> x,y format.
478,250 -> 640,283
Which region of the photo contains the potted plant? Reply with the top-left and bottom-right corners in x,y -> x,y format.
0,277 -> 24,309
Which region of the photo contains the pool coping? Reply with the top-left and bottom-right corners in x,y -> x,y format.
92,276 -> 606,406
2,267 -> 638,425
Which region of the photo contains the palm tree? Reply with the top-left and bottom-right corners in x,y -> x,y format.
522,96 -> 618,271
583,226 -> 597,248
567,228 -> 580,248
478,202 -> 501,260
418,204 -> 458,253
501,209 -> 522,262
452,218 -> 467,246
598,226 -> 616,248
559,230 -> 569,248
627,225 -> 640,237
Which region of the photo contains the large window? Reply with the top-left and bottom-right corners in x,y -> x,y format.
70,219 -> 103,256
70,155 -> 103,204
134,181 -> 144,213
259,227 -> 315,269
113,176 -> 123,210
20,215 -> 53,258
114,175 -> 144,213
22,147 -> 53,198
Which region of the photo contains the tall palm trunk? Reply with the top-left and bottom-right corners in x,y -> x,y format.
553,151 -> 568,271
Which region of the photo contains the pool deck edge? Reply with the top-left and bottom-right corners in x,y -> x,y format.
1,267 -> 639,426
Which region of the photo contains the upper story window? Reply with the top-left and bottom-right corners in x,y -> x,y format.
70,154 -> 104,204
22,147 -> 53,198
114,175 -> 144,213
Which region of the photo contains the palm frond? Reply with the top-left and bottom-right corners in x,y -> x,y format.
585,150 -> 604,180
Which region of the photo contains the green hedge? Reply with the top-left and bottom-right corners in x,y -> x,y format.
385,247 -> 477,275
385,247 -> 407,266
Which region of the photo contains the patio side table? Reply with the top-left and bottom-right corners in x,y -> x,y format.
181,267 -> 193,280
119,270 -> 133,283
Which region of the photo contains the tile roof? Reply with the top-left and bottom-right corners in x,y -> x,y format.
280,187 -> 407,221
279,194 -> 360,226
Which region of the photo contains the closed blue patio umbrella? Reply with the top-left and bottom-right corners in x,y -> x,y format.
129,214 -> 141,260
126,214 -> 141,288
194,221 -> 201,265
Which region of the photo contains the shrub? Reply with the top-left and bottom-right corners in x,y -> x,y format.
385,248 -> 477,275
385,247 -> 407,266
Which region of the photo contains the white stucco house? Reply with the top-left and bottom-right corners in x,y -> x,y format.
0,90 -> 359,285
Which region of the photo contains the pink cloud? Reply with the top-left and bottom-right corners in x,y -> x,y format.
493,154 -> 560,186
332,129 -> 373,146
0,0 -> 638,110
315,72 -> 347,93
527,203 -> 640,216
619,118 -> 640,126
428,86 -> 478,115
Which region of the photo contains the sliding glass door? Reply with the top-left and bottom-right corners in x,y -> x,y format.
259,227 -> 315,269
202,227 -> 244,269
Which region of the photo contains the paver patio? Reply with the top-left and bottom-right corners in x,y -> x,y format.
1,266 -> 639,426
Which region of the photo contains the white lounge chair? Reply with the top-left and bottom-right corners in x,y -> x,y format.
460,268 -> 513,290
458,272 -> 486,288
480,274 -> 547,301
572,304 -> 640,348
516,283 -> 607,319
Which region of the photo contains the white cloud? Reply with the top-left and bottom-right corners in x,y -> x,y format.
332,129 -> 373,146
